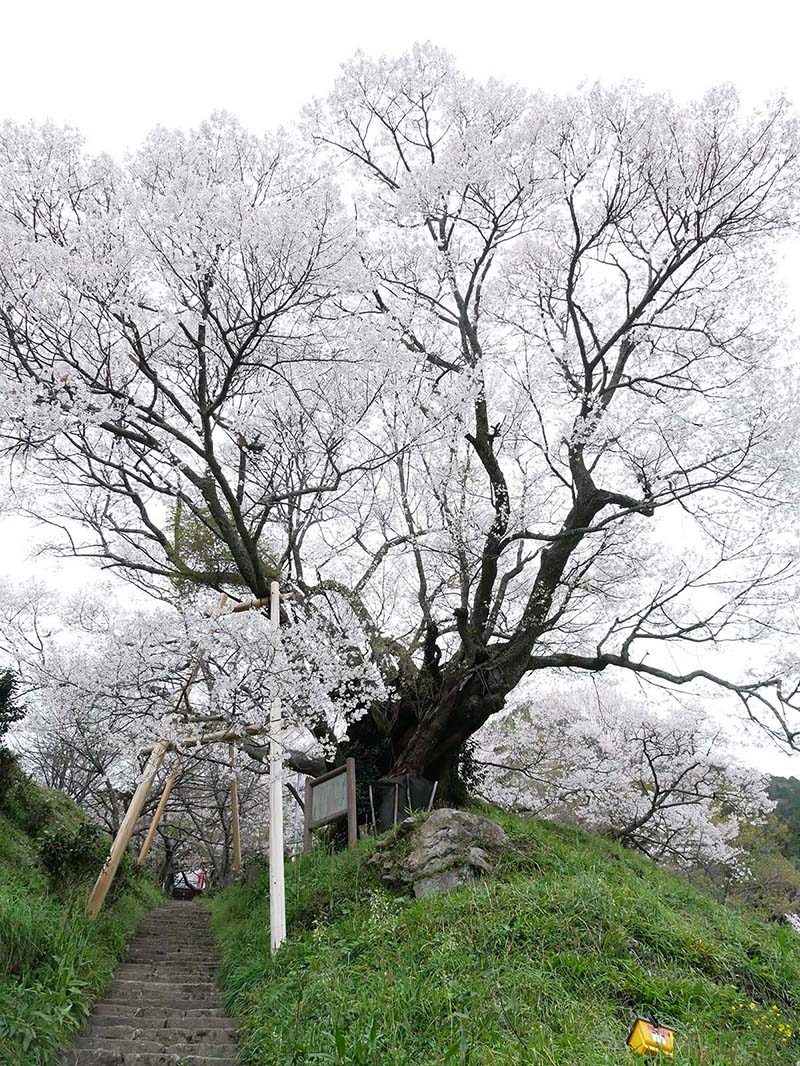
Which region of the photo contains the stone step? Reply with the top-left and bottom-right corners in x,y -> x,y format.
122,963 -> 217,972
138,910 -> 210,917
127,943 -> 217,950
130,946 -> 216,954
62,1052 -> 237,1066
139,907 -> 209,912
125,950 -> 219,959
137,913 -> 210,919
136,923 -> 213,930
144,918 -> 211,924
112,973 -> 219,985
74,1038 -> 237,1055
138,912 -> 211,921
136,919 -> 212,927
128,949 -> 216,957
124,957 -> 219,967
144,904 -> 207,911
110,978 -> 219,995
129,951 -> 216,957
137,916 -> 211,922
136,925 -> 214,933
102,989 -> 226,1006
84,1025 -> 238,1044
126,941 -> 217,950
136,922 -> 213,928
133,934 -> 214,941
129,945 -> 217,954
91,1005 -> 233,1023
115,964 -> 219,977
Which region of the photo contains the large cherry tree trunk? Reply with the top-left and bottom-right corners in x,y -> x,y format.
344,474 -> 653,798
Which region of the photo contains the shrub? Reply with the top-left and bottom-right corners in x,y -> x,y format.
0,670 -> 23,741
2,775 -> 54,837
0,746 -> 20,806
37,823 -> 108,891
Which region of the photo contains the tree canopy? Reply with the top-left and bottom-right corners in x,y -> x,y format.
1,45 -> 800,783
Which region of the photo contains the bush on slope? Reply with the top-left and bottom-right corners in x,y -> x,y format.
0,755 -> 160,1066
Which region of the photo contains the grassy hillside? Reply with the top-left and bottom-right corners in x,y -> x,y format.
0,752 -> 161,1066
210,807 -> 800,1066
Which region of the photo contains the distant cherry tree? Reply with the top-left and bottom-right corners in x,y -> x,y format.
475,685 -> 772,867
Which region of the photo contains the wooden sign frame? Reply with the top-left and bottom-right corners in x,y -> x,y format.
303,758 -> 357,853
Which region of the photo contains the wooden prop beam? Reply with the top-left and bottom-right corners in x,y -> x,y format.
141,723 -> 268,759
231,595 -> 271,613
87,744 -> 166,921
137,762 -> 181,865
229,743 -> 241,875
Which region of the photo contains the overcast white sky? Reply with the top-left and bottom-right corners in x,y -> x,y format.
1,0 -> 799,775
1,0 -> 798,155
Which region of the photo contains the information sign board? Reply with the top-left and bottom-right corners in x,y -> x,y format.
303,758 -> 357,852
311,770 -> 349,824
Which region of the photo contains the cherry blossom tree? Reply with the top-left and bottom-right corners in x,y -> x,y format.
0,580 -> 378,769
0,580 -> 353,872
474,685 -> 772,867
2,47 -> 800,792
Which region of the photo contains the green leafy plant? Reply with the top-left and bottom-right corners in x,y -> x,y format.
0,766 -> 161,1064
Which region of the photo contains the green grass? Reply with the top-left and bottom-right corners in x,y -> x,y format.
209,808 -> 800,1065
0,757 -> 161,1066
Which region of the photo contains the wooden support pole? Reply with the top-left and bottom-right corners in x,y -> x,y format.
229,743 -> 241,876
269,580 -> 287,954
87,744 -> 166,921
230,591 -> 293,613
346,757 -> 357,848
303,775 -> 313,854
137,762 -> 181,865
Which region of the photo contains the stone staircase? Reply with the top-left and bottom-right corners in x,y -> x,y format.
61,899 -> 239,1066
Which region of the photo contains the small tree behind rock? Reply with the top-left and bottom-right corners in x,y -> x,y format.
0,670 -> 22,742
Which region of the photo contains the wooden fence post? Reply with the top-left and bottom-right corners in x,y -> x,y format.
346,757 -> 357,848
303,775 -> 313,854
87,744 -> 166,921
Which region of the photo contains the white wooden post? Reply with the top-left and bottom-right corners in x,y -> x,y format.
229,742 -> 242,876
269,580 -> 287,953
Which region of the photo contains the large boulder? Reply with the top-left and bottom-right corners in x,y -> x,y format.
370,808 -> 511,898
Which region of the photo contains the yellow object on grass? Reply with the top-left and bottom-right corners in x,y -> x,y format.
626,1017 -> 675,1057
